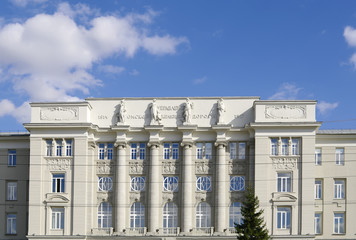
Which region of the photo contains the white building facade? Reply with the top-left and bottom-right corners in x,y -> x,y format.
1,97 -> 356,240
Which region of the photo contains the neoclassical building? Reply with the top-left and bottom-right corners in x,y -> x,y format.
1,97 -> 356,240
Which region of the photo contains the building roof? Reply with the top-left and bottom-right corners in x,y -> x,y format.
317,129 -> 356,135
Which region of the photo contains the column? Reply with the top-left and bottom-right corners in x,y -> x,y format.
116,143 -> 127,233
215,143 -> 227,233
181,143 -> 193,233
148,143 -> 160,233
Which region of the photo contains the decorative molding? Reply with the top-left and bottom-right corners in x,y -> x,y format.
228,161 -> 246,174
96,160 -> 114,174
40,107 -> 79,121
97,192 -> 113,203
129,192 -> 145,203
265,105 -> 306,119
47,158 -> 71,171
195,161 -> 213,174
195,192 -> 212,203
272,157 -> 298,170
162,192 -> 177,203
162,161 -> 180,174
129,161 -> 146,174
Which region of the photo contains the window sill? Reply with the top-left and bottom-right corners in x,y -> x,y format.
5,233 -> 17,236
7,165 -> 16,167
6,199 -> 18,202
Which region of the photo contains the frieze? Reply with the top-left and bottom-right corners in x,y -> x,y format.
40,107 -> 79,121
195,161 -> 213,174
265,105 -> 306,119
129,161 -> 146,174
96,160 -> 114,174
47,158 -> 71,171
162,161 -> 180,174
272,157 -> 298,170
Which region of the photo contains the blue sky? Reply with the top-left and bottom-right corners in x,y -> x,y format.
1,0 -> 356,131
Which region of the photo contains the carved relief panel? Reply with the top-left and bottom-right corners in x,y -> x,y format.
40,107 -> 79,121
228,161 -> 246,175
129,161 -> 146,174
47,158 -> 71,171
272,157 -> 298,170
265,105 -> 306,119
195,161 -> 213,174
96,160 -> 114,174
162,161 -> 180,174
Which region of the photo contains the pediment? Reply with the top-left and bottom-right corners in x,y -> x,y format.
272,193 -> 297,202
45,194 -> 70,203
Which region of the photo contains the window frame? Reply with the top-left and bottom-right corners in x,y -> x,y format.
51,208 -> 64,230
98,177 -> 113,192
314,180 -> 322,200
281,138 -> 288,155
98,202 -> 112,229
230,176 -> 245,192
333,212 -> 345,234
229,202 -> 243,228
8,150 -> 16,167
196,143 -> 212,160
66,140 -> 72,156
163,202 -> 178,229
52,173 -> 65,193
130,202 -> 145,228
56,140 -> 63,156
196,202 -> 211,228
277,207 -> 291,230
277,172 -> 292,193
335,148 -> 344,165
7,181 -> 17,201
196,176 -> 212,192
130,176 -> 146,192
315,148 -> 321,165
163,143 -> 180,160
6,213 -> 16,234
163,176 -> 179,192
334,179 -> 345,199
314,212 -> 322,235
271,138 -> 278,156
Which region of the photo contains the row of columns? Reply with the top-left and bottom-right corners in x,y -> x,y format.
114,141 -> 228,234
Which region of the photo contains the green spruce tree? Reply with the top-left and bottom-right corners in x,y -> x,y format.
235,187 -> 270,240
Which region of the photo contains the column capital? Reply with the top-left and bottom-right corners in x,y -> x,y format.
214,141 -> 227,148
147,142 -> 160,148
114,141 -> 127,148
181,142 -> 193,148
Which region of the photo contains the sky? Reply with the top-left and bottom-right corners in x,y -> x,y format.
1,0 -> 356,131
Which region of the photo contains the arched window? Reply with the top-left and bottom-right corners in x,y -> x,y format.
229,202 -> 243,228
130,202 -> 145,228
130,176 -> 146,192
98,177 -> 113,192
163,202 -> 178,229
196,202 -> 211,228
98,202 -> 112,228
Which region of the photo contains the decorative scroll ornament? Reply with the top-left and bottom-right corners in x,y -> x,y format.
97,192 -> 112,203
195,161 -> 212,174
272,157 -> 298,170
40,107 -> 79,121
162,192 -> 175,202
47,158 -> 71,171
129,162 -> 145,174
96,160 -> 114,174
265,105 -> 306,119
129,192 -> 144,203
162,161 -> 179,174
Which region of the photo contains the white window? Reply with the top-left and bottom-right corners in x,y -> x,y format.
66,140 -> 72,156
163,176 -> 179,192
46,140 -> 53,156
196,202 -> 211,228
107,144 -> 113,160
314,213 -> 322,234
98,202 -> 112,228
291,139 -> 299,155
277,173 -> 291,192
130,202 -> 145,228
334,180 -> 345,199
314,180 -> 322,199
131,143 -> 146,160
238,142 -> 246,159
163,202 -> 178,229
98,177 -> 113,192
333,213 -> 345,234
52,174 -> 65,193
196,176 -> 211,192
230,143 -> 237,159
271,138 -> 278,155
99,144 -> 105,160
336,148 -> 344,165
229,202 -> 243,228
315,148 -> 321,165
7,182 -> 17,201
164,143 -> 179,160
56,140 -> 62,156
131,176 -> 145,192
196,143 -> 212,160
6,214 -> 16,234
230,176 -> 245,191
52,208 -> 64,230
281,138 -> 288,155
98,143 -> 114,160
277,207 -> 291,229
8,150 -> 16,166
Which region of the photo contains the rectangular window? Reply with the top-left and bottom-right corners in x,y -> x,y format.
277,207 -> 291,229
66,140 -> 72,156
6,213 -> 16,234
172,143 -> 179,160
99,144 -> 105,160
271,138 -> 278,155
291,139 -> 299,155
52,208 -> 64,230
315,180 -> 322,199
52,174 -> 65,193
315,148 -> 321,165
333,213 -> 345,234
131,143 -> 137,160
107,144 -> 113,160
139,143 -> 146,160
230,143 -> 237,160
336,148 -> 344,165
8,150 -> 16,166
196,143 -> 212,160
46,140 -> 53,156
7,182 -> 17,201
205,143 -> 212,159
196,143 -> 203,159
281,138 -> 288,155
334,180 -> 345,199
315,213 -> 322,234
164,143 -> 170,160
56,140 -> 62,156
277,173 -> 291,192
238,142 -> 246,159
163,143 -> 179,160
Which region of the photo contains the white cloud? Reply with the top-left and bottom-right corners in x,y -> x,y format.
317,101 -> 338,115
0,99 -> 15,116
129,69 -> 139,76
193,76 -> 207,85
0,4 -> 188,122
268,83 -> 302,100
98,65 -> 125,74
10,0 -> 47,7
343,26 -> 356,67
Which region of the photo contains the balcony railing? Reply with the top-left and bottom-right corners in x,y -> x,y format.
91,227 -> 113,235
160,227 -> 180,235
194,227 -> 214,235
126,227 -> 147,235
